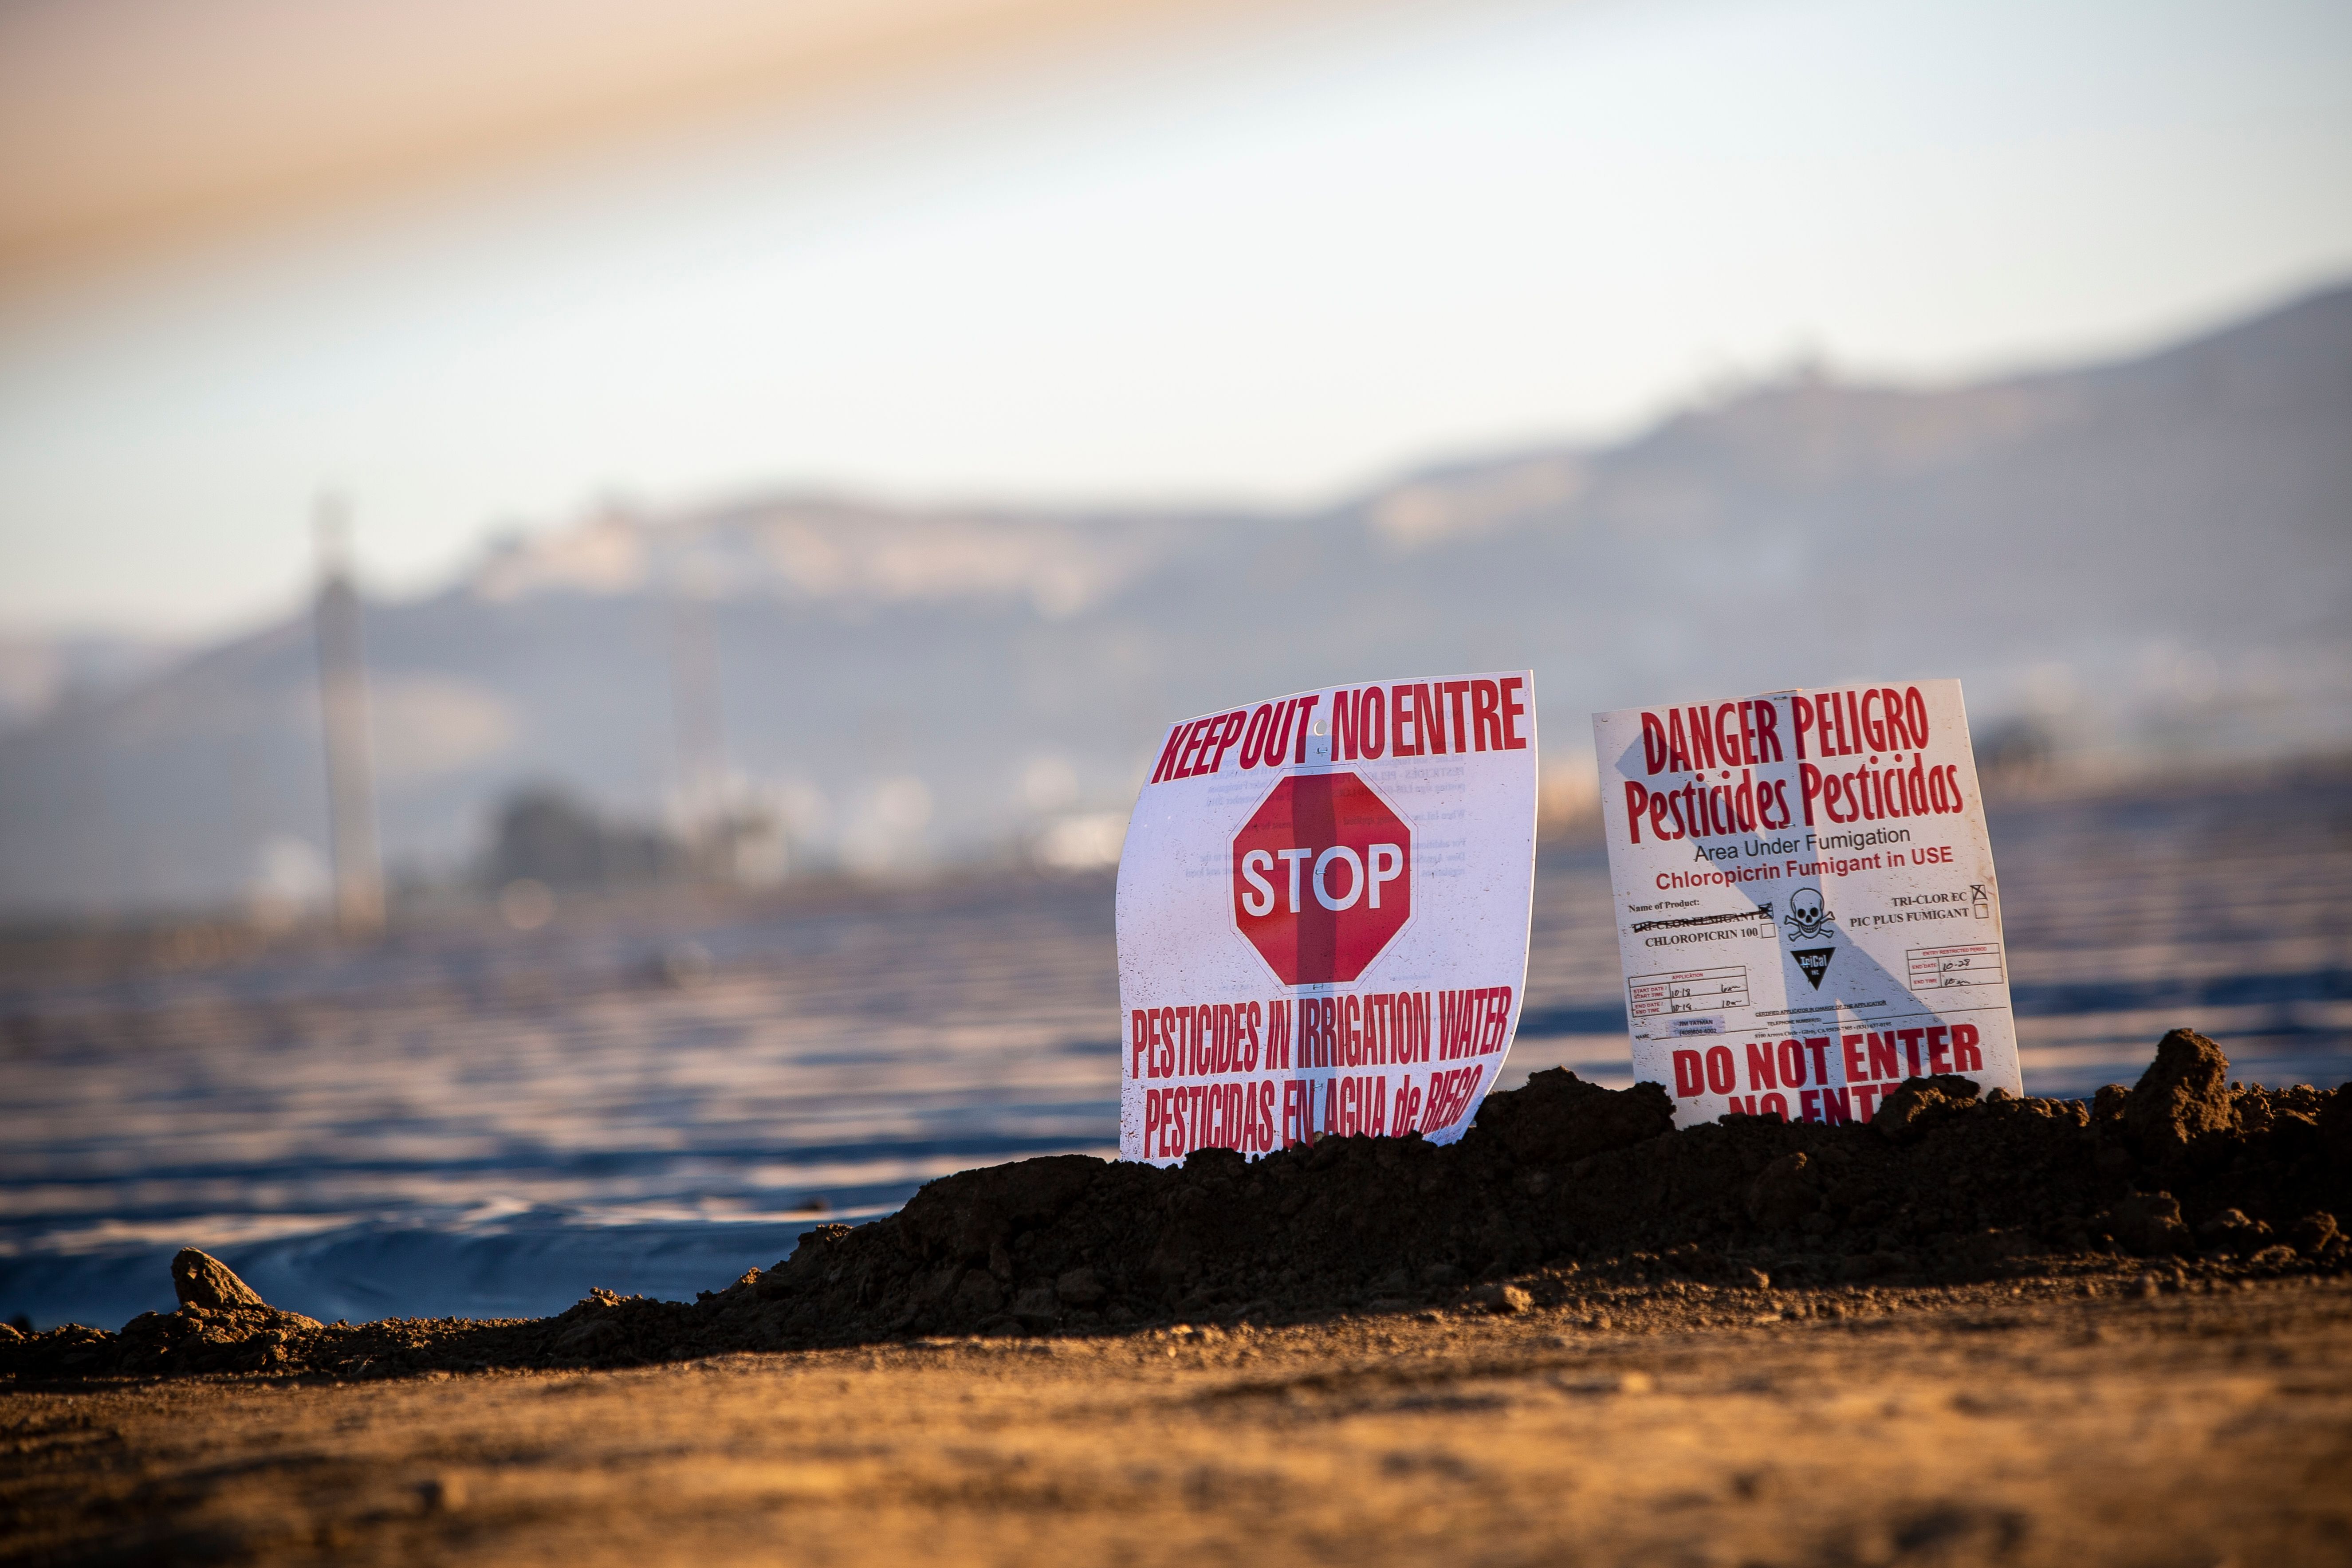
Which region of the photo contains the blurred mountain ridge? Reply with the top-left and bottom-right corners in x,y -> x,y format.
465,496 -> 1223,618
2,280 -> 2346,917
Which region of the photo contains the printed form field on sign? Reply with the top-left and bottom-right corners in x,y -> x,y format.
1627,965 -> 1752,1028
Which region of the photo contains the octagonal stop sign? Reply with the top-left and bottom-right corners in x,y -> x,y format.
1231,771 -> 1412,985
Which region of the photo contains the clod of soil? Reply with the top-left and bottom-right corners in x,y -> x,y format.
171,1247 -> 271,1312
4,1029 -> 2345,1383
2125,1026 -> 2243,1155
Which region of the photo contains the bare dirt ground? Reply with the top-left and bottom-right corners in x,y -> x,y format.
7,1275 -> 2350,1568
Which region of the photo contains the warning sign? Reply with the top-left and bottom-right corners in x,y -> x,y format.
1117,674 -> 1539,1165
1591,680 -> 2022,1128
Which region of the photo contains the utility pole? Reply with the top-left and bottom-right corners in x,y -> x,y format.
314,498 -> 385,937
666,556 -> 728,881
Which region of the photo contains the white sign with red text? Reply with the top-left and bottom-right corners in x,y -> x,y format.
1117,673 -> 1538,1166
1591,680 -> 2022,1130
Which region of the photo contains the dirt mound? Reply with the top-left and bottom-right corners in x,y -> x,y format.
2126,1027 -> 2240,1155
6,1030 -> 2347,1382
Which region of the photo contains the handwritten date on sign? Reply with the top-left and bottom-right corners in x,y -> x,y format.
1231,771 -> 1413,986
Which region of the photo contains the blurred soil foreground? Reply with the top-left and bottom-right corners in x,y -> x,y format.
5,1283 -> 2349,1567
7,1029 -> 2351,1564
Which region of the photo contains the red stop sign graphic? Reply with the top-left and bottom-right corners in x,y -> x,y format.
1231,771 -> 1412,985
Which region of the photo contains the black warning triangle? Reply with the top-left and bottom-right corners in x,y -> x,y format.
1792,947 -> 1835,989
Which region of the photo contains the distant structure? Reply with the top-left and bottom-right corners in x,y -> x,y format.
484,784 -> 684,892
666,571 -> 727,873
313,499 -> 384,936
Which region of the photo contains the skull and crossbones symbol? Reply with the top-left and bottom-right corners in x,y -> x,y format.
1784,888 -> 1837,940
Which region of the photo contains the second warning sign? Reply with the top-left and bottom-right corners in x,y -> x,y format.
1591,680 -> 2023,1128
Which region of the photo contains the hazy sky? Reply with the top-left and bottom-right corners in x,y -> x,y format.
3,0 -> 2348,637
